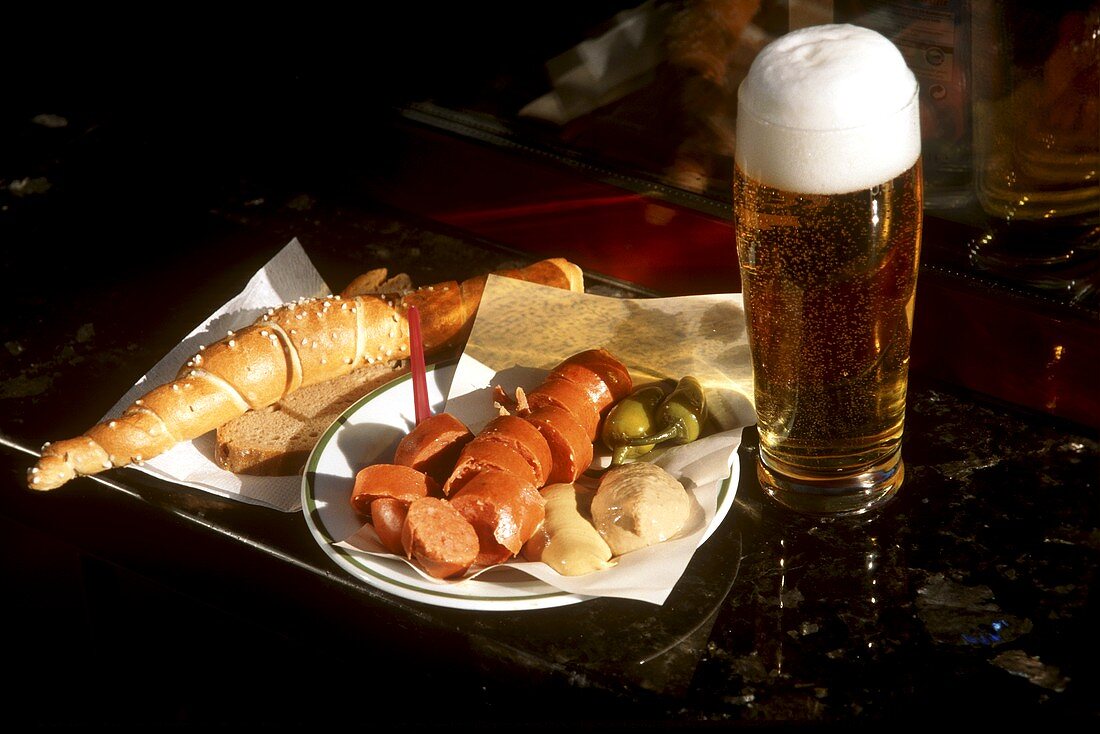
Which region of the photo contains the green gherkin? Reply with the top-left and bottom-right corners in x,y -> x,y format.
621,376 -> 708,448
601,382 -> 672,466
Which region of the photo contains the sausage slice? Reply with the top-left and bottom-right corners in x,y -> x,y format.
401,497 -> 480,579
450,470 -> 546,566
443,438 -> 539,496
351,463 -> 439,517
370,497 -> 409,555
523,405 -> 594,484
524,376 -> 601,440
550,348 -> 632,412
475,414 -> 554,486
393,412 -> 474,486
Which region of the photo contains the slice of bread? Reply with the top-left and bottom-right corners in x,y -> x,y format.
214,267 -> 417,477
214,360 -> 409,475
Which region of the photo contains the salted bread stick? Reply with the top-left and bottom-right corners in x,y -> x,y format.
29,258 -> 584,490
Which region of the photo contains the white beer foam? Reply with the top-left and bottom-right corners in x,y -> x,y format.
735,24 -> 920,195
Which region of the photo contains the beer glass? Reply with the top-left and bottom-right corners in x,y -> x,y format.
733,24 -> 923,515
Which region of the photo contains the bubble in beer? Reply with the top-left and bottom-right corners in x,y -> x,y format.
736,24 -> 920,195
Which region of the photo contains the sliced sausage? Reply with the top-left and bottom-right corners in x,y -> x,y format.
370,497 -> 409,555
350,463 -> 439,517
550,348 -> 633,412
524,376 -> 601,440
523,405 -> 594,484
401,497 -> 480,579
450,470 -> 547,566
475,414 -> 554,486
443,437 -> 539,496
393,412 -> 474,486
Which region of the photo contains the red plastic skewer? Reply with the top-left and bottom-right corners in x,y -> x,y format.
408,305 -> 431,425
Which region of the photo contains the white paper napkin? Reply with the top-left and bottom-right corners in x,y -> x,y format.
101,238 -> 330,512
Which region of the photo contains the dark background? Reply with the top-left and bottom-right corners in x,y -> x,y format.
1,5 -> 645,727
1,5 -> 640,283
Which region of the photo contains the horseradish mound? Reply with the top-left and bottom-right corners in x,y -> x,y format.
591,463 -> 691,556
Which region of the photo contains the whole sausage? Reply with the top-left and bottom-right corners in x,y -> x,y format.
355,347 -> 631,575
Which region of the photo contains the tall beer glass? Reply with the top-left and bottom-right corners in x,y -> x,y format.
733,24 -> 923,515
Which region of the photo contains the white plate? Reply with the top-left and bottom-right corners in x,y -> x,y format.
301,360 -> 738,611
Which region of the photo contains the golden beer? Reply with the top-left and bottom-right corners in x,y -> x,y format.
734,24 -> 923,514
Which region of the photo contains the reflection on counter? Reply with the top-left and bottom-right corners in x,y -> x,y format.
969,0 -> 1099,301
677,381 -> 1096,720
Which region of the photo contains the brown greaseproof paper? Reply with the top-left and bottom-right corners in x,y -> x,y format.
339,274 -> 756,605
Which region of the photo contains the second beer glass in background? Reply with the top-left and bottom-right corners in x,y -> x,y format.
733,24 -> 924,516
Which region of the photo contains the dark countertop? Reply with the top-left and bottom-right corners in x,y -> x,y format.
2,52 -> 1098,728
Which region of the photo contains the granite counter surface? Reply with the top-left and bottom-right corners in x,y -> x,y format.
1,98 -> 1097,728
